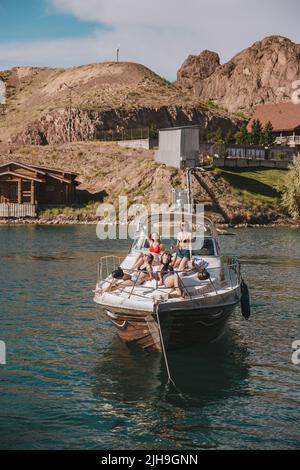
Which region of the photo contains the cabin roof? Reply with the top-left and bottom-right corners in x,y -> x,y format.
0,161 -> 78,183
248,103 -> 300,132
0,171 -> 45,183
0,161 -> 46,175
30,164 -> 78,176
46,172 -> 74,184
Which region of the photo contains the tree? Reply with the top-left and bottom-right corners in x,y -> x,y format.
250,119 -> 263,145
280,155 -> 300,219
224,129 -> 236,145
261,121 -> 275,147
149,125 -> 158,139
235,124 -> 250,145
207,127 -> 224,144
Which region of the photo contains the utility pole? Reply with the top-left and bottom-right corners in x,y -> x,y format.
64,82 -> 74,143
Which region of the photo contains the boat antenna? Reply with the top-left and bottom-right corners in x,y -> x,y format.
186,169 -> 194,214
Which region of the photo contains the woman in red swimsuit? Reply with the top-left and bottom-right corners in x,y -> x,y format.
149,233 -> 161,255
133,233 -> 163,270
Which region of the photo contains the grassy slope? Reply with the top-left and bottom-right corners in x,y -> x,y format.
215,168 -> 287,205
0,142 -> 185,219
0,141 -> 290,222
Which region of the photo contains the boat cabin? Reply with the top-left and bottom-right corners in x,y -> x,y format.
131,234 -> 218,258
130,213 -> 220,258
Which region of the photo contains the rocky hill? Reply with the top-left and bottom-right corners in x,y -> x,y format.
0,61 -> 238,145
177,36 -> 300,115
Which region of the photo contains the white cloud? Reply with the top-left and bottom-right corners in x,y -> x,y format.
0,0 -> 299,78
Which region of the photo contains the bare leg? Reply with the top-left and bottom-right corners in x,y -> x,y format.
164,275 -> 184,297
108,278 -> 134,292
136,272 -> 152,285
179,257 -> 189,271
102,274 -> 132,293
132,254 -> 143,270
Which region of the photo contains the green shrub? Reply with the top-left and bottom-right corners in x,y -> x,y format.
280,156 -> 300,219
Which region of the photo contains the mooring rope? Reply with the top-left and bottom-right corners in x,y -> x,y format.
155,303 -> 189,403
155,302 -> 176,388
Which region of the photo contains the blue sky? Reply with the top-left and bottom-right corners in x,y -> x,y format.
0,0 -> 299,79
0,0 -> 102,41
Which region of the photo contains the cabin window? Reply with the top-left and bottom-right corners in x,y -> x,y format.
45,185 -> 55,192
10,185 -> 18,199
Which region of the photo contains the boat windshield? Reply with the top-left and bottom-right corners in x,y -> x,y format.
131,236 -> 217,257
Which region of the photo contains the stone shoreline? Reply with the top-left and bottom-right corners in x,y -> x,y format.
0,216 -> 299,229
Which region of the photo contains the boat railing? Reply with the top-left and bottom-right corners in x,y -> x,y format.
97,255 -> 123,285
96,255 -> 241,301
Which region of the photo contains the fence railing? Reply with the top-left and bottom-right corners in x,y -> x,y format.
0,203 -> 37,218
96,255 -> 241,301
275,135 -> 300,145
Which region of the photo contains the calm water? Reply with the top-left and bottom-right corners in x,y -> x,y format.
0,225 -> 300,450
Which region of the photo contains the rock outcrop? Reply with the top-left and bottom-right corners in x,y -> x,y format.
177,50 -> 220,92
0,61 -> 239,145
177,36 -> 300,114
14,106 -> 238,145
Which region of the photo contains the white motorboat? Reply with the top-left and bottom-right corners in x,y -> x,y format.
94,211 -> 250,352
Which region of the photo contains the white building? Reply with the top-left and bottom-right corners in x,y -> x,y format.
155,126 -> 200,169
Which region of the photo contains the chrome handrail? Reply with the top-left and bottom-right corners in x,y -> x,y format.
96,255 -> 241,301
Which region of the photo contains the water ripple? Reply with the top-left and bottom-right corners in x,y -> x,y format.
0,226 -> 300,449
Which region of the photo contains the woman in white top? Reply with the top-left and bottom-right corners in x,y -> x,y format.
173,221 -> 193,271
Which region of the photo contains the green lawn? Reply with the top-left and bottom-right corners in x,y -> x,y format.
215,168 -> 288,205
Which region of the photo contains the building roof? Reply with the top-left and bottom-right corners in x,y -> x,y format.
0,161 -> 46,175
248,103 -> 300,132
160,125 -> 202,132
0,161 -> 77,183
0,171 -> 44,183
30,164 -> 78,176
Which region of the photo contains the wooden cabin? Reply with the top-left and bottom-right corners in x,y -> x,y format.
0,161 -> 78,217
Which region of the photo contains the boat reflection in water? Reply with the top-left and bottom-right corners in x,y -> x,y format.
92,327 -> 250,406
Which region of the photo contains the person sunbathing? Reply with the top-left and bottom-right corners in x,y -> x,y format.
173,221 -> 193,272
157,252 -> 174,286
157,252 -> 186,298
99,254 -> 154,294
133,233 -> 164,270
163,272 -> 186,298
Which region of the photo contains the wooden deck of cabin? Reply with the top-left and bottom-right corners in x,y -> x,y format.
0,203 -> 37,218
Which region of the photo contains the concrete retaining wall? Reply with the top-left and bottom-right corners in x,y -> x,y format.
116,138 -> 156,150
214,158 -> 290,169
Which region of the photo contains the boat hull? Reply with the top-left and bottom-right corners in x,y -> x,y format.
97,299 -> 240,352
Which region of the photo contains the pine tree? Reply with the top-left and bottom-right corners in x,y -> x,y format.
235,125 -> 250,145
224,129 -> 236,145
207,127 -> 224,144
250,119 -> 263,145
261,121 -> 275,147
